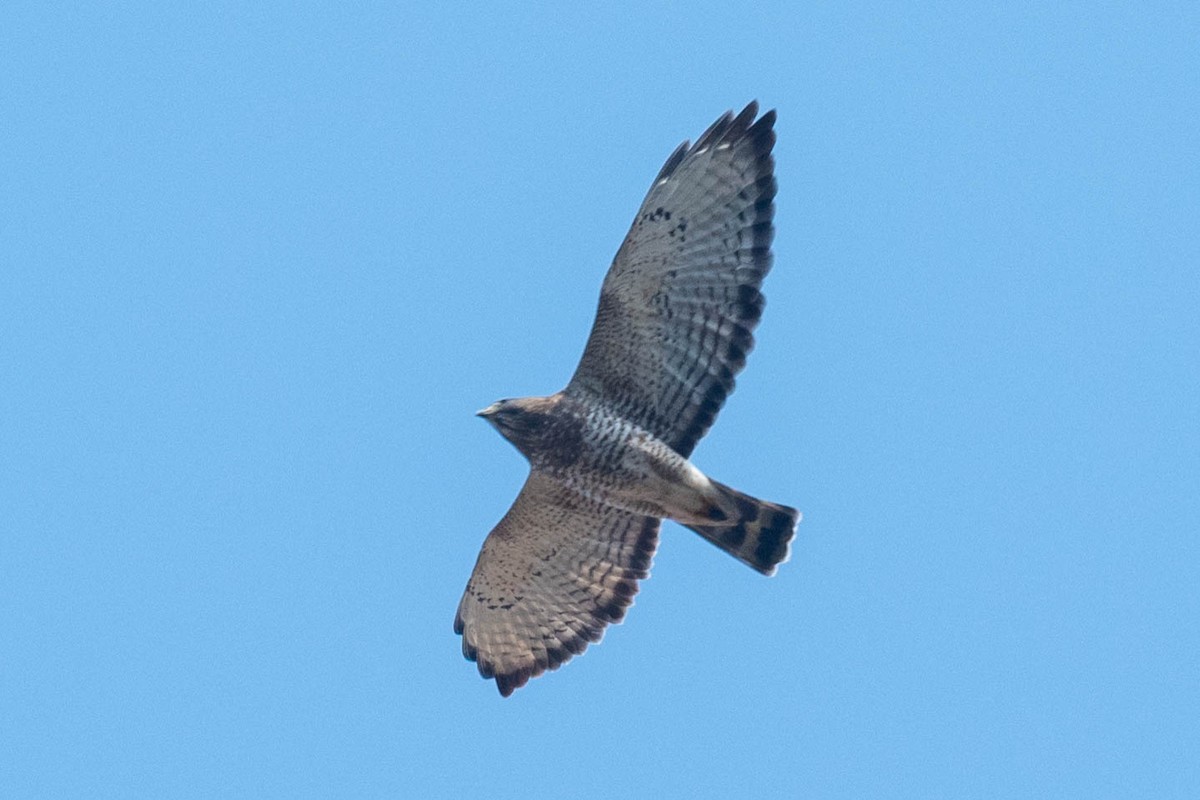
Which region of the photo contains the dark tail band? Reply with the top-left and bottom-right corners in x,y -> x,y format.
684,481 -> 799,575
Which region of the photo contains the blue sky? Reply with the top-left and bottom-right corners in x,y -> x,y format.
3,3 -> 1198,797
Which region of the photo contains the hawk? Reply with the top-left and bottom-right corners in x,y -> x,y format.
455,102 -> 799,696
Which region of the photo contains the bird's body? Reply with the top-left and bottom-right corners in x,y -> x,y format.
479,394 -> 731,527
456,103 -> 799,696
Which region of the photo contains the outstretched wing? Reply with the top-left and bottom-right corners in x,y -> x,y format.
454,471 -> 660,697
565,102 -> 777,457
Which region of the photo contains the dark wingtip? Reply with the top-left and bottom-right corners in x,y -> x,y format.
694,109 -> 735,151
654,140 -> 691,183
726,102 -> 759,138
753,106 -> 777,130
495,667 -> 531,697
653,103 -> 776,188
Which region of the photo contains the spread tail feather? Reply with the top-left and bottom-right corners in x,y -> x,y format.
684,481 -> 799,575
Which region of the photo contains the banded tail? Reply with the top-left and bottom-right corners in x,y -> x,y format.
684,481 -> 799,575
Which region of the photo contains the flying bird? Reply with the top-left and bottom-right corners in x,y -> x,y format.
455,102 -> 799,696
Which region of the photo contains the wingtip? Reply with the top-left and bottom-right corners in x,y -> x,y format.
650,103 -> 776,186
653,139 -> 691,184
495,669 -> 530,697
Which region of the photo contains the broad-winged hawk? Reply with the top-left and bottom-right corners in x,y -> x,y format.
456,103 -> 799,696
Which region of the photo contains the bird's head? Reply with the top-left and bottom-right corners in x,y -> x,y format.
476,396 -> 555,455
